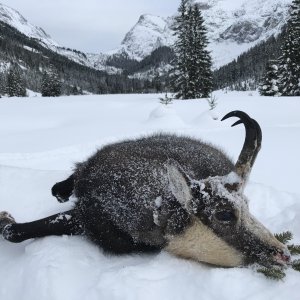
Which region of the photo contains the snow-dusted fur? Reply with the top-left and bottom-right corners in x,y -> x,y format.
72,134 -> 233,252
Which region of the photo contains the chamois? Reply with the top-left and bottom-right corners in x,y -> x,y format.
0,111 -> 290,267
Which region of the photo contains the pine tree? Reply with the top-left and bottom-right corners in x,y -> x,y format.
171,0 -> 191,99
6,67 -> 26,97
259,60 -> 280,96
41,71 -> 50,96
277,0 -> 300,96
191,4 -> 212,98
41,65 -> 61,97
171,1 -> 212,99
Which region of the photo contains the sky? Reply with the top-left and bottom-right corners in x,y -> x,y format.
1,0 -> 180,53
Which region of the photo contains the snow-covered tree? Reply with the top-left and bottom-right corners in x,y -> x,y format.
259,61 -> 280,96
171,0 -> 190,99
190,5 -> 212,98
6,67 -> 26,97
171,0 -> 212,99
277,0 -> 300,96
41,65 -> 61,97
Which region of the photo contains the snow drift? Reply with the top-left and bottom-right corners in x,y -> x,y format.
0,92 -> 299,300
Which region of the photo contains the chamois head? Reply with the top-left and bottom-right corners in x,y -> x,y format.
166,111 -> 290,267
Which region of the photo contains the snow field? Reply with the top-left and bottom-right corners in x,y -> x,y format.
0,92 -> 300,300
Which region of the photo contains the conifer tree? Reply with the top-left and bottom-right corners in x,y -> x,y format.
6,66 -> 26,97
171,0 -> 190,99
277,0 -> 300,96
191,4 -> 212,98
0,73 -> 6,96
41,65 -> 61,97
171,1 -> 212,99
259,60 -> 280,96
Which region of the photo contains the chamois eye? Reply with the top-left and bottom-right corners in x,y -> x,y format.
214,210 -> 236,222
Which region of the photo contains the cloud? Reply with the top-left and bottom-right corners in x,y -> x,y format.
1,0 -> 179,53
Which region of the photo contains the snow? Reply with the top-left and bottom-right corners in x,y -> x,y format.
0,91 -> 300,300
147,105 -> 187,129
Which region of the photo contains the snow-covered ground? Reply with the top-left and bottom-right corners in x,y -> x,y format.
0,92 -> 299,300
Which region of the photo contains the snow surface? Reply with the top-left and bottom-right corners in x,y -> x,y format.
0,92 -> 300,300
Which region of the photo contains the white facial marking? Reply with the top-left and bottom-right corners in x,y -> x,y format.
165,217 -> 244,267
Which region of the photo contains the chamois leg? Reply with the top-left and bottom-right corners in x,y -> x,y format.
1,210 -> 83,243
51,174 -> 75,203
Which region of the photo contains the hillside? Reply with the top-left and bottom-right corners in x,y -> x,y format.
213,28 -> 286,91
0,20 -> 160,95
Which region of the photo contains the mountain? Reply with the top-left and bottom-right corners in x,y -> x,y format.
0,3 -> 122,74
110,0 -> 292,69
198,0 -> 292,68
0,6 -> 161,95
0,0 -> 292,71
108,14 -> 175,61
0,3 -> 58,48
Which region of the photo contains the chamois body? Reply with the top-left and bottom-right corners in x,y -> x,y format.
73,134 -> 233,253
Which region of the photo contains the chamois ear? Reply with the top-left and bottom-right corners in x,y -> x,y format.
166,160 -> 192,208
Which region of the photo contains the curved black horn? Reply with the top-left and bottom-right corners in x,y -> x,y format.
221,111 -> 262,182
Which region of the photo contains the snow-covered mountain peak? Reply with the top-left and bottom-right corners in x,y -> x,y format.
134,14 -> 168,33
0,2 -> 59,48
115,14 -> 175,61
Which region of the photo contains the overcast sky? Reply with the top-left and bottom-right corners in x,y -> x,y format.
1,0 -> 180,53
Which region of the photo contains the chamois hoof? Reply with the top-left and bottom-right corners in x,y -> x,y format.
0,211 -> 16,234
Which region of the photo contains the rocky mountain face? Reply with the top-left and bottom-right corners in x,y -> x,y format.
109,14 -> 175,61
196,0 -> 291,43
199,0 -> 292,67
